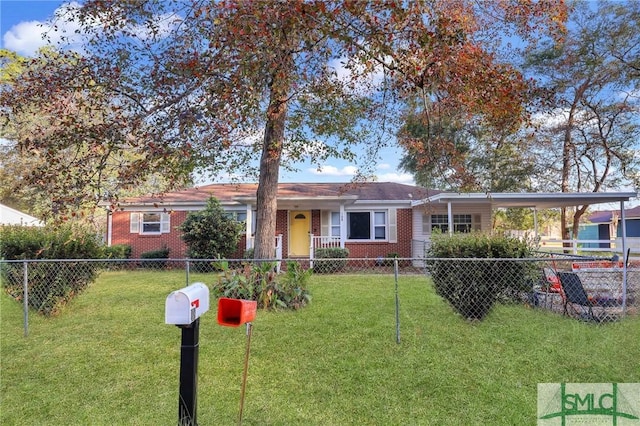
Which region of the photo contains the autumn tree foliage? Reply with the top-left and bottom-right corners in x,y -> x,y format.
0,0 -> 567,258
525,0 -> 640,240
0,48 -> 185,223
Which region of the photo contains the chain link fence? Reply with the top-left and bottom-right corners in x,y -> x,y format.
1,256 -> 638,335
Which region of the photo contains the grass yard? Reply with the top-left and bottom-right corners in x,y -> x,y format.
1,270 -> 639,425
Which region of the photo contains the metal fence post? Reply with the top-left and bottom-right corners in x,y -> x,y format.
394,258 -> 400,344
23,260 -> 29,337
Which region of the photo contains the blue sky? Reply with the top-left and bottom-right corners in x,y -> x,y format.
0,0 -> 414,185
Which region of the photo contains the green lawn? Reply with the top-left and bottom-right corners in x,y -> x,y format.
2,270 -> 639,425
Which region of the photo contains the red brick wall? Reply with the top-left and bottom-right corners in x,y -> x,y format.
344,208 -> 413,259
110,211 -> 189,258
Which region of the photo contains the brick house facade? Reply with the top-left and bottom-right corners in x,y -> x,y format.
105,182 -> 495,260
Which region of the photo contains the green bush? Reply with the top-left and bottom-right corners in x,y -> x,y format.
100,244 -> 132,270
140,247 -> 170,269
243,248 -> 255,259
0,224 -> 102,316
426,232 -> 535,321
0,224 -> 103,260
179,197 -> 243,260
312,247 -> 349,274
212,261 -> 312,310
102,244 -> 131,259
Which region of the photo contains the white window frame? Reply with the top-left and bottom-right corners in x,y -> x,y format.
330,212 -> 340,237
430,214 -> 473,233
223,210 -> 248,233
130,212 -> 170,235
346,210 -> 387,241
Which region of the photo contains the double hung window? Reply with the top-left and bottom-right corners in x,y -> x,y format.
430,214 -> 473,233
130,212 -> 170,234
347,211 -> 387,240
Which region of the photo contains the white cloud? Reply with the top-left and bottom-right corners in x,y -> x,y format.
376,171 -> 415,185
2,2 -> 178,57
3,2 -> 84,56
3,21 -> 49,56
307,163 -> 415,185
309,165 -> 358,177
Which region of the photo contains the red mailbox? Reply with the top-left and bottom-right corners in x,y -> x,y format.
217,298 -> 257,327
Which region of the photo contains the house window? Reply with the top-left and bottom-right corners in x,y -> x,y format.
430,214 -> 472,233
224,211 -> 247,223
330,212 -> 340,237
130,212 -> 170,234
347,211 -> 386,240
142,213 -> 162,233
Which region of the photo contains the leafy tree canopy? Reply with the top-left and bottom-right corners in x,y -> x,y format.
0,0 -> 567,257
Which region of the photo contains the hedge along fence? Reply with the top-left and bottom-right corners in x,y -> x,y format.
312,247 -> 349,273
426,232 -> 537,321
0,224 -> 103,316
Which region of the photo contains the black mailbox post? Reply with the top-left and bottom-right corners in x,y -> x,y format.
166,283 -> 210,426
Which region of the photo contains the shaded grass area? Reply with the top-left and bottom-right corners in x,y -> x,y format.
2,270 -> 639,425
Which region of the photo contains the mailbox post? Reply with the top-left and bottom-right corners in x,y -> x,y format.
166,283 -> 210,426
217,298 -> 257,426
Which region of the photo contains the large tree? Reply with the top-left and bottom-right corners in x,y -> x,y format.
397,101 -> 539,192
525,0 -> 640,240
0,48 -> 179,224
1,0 -> 567,258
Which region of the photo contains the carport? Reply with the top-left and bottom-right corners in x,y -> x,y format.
411,191 -> 639,258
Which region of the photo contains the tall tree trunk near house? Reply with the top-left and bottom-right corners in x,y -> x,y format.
254,86 -> 288,260
560,97 -> 580,246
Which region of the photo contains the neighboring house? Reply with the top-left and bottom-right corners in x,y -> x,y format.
105,183 -> 638,259
0,203 -> 43,227
579,206 -> 640,250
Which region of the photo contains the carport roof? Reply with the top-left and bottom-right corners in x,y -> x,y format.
411,192 -> 639,209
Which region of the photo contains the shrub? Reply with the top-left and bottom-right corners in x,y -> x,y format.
243,248 -> 255,259
179,197 -> 243,260
102,244 -> 131,259
140,246 -> 170,269
0,224 -> 103,260
100,244 -> 132,270
426,232 -> 535,321
312,247 -> 349,274
212,261 -> 312,310
0,224 -> 102,316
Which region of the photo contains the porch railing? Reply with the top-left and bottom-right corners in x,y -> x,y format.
246,234 -> 283,260
311,235 -> 341,250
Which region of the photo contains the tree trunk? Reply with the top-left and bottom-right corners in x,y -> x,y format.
253,85 -> 288,260
560,82 -> 589,242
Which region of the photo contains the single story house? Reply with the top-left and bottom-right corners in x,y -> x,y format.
0,203 -> 43,226
579,205 -> 640,250
104,183 -> 638,259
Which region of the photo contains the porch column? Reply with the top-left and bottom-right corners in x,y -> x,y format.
106,210 -> 113,246
620,200 -> 628,257
447,202 -> 453,236
340,204 -> 346,248
245,204 -> 253,250
621,200 -> 628,311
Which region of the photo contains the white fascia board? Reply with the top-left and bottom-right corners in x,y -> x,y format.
411,192 -> 639,209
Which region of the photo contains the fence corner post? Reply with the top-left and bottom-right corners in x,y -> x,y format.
23,260 -> 29,337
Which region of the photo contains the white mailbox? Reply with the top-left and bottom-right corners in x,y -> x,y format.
165,282 -> 210,325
